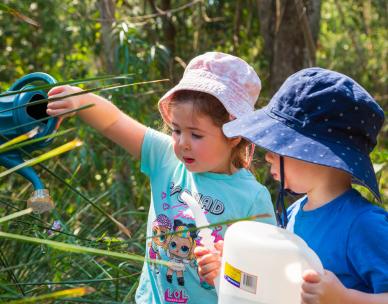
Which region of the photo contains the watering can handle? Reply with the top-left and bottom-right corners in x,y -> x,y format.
9,72 -> 56,91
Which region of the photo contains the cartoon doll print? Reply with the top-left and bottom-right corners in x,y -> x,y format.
150,214 -> 172,274
166,219 -> 198,286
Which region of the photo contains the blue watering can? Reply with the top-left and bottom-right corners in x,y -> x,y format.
0,72 -> 59,213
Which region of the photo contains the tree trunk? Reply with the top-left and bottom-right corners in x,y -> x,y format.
232,0 -> 243,54
257,0 -> 321,94
98,0 -> 116,74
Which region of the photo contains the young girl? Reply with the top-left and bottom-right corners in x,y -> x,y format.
47,52 -> 277,304
196,68 -> 388,304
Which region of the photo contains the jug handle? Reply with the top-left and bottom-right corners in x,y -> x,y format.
9,72 -> 56,91
214,275 -> 220,294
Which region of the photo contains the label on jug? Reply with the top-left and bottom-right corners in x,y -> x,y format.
224,262 -> 257,294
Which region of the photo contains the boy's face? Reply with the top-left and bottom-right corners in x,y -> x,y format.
170,102 -> 240,174
265,152 -> 322,194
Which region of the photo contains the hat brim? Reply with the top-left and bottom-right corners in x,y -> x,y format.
223,107 -> 381,202
158,70 -> 255,126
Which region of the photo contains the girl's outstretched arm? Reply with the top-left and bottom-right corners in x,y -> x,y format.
302,270 -> 388,304
47,85 -> 146,159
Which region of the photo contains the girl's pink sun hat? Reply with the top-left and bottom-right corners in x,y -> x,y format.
158,52 -> 261,125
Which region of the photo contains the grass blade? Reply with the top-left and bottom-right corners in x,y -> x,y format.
0,128 -> 75,154
0,208 -> 33,224
0,103 -> 94,134
137,212 -> 273,245
2,274 -> 138,286
0,74 -> 134,98
0,231 -> 171,267
0,3 -> 39,27
0,130 -> 133,239
0,79 -> 169,115
8,286 -> 95,304
0,251 -> 25,296
0,127 -> 39,150
0,139 -> 83,178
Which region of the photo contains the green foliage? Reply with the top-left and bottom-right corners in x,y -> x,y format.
318,0 -> 387,205
0,0 -> 386,302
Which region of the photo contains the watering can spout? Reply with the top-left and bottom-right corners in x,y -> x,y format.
0,154 -> 44,189
0,72 -> 58,213
0,150 -> 54,213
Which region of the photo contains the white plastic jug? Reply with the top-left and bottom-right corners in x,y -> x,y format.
218,221 -> 324,304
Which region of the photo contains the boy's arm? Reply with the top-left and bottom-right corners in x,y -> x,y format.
302,270 -> 388,304
343,290 -> 388,304
48,86 -> 146,159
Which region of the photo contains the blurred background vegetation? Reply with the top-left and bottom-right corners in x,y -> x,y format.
0,0 -> 386,303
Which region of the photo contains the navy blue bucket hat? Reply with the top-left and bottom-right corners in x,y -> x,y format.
223,67 -> 385,202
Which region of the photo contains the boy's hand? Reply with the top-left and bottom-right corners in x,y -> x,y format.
301,269 -> 347,304
194,240 -> 223,286
47,85 -> 84,119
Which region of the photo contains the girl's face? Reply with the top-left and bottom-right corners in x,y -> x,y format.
265,152 -> 320,194
170,102 -> 240,174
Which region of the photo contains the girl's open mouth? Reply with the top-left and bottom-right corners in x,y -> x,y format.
183,157 -> 195,164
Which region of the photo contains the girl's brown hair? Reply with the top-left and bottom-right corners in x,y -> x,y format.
167,90 -> 251,169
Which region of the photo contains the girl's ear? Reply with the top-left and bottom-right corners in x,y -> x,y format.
229,136 -> 241,148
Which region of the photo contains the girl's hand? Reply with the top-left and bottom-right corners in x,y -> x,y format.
47,85 -> 84,119
194,240 -> 224,286
301,269 -> 347,304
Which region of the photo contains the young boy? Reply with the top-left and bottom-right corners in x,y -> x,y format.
195,68 -> 388,304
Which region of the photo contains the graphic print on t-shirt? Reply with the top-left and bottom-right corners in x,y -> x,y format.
147,181 -> 225,302
165,219 -> 198,286
149,214 -> 173,274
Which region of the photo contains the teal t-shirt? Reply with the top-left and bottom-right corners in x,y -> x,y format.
135,128 -> 276,304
